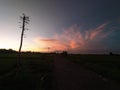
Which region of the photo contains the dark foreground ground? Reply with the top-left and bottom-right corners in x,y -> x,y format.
0,53 -> 53,90
0,53 -> 120,90
53,55 -> 120,90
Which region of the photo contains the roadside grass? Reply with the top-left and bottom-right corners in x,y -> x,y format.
0,53 -> 53,90
0,57 -> 17,75
68,54 -> 120,82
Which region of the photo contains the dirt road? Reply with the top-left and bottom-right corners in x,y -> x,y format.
53,55 -> 120,90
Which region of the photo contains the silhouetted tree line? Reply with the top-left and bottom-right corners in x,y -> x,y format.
0,49 -> 43,54
0,49 -> 17,54
61,51 -> 68,56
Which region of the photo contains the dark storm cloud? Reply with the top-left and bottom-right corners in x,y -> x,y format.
31,0 -> 120,31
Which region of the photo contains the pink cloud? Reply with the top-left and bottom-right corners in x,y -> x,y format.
34,23 -> 114,53
40,39 -> 57,42
89,23 -> 107,40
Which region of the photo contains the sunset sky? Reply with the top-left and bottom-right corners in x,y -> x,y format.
0,0 -> 120,53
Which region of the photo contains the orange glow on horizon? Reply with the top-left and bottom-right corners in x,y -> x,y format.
0,23 -> 115,53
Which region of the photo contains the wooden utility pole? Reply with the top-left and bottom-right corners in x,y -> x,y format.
19,13 -> 29,53
18,13 -> 29,66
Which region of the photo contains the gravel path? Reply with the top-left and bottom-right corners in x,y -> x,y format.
53,55 -> 120,90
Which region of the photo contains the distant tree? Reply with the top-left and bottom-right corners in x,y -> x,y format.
61,51 -> 68,56
109,52 -> 113,55
8,49 -> 17,53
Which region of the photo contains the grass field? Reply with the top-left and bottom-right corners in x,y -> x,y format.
0,53 -> 53,90
67,54 -> 120,82
0,53 -> 120,89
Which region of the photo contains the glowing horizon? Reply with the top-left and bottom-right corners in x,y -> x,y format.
0,22 -> 120,54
